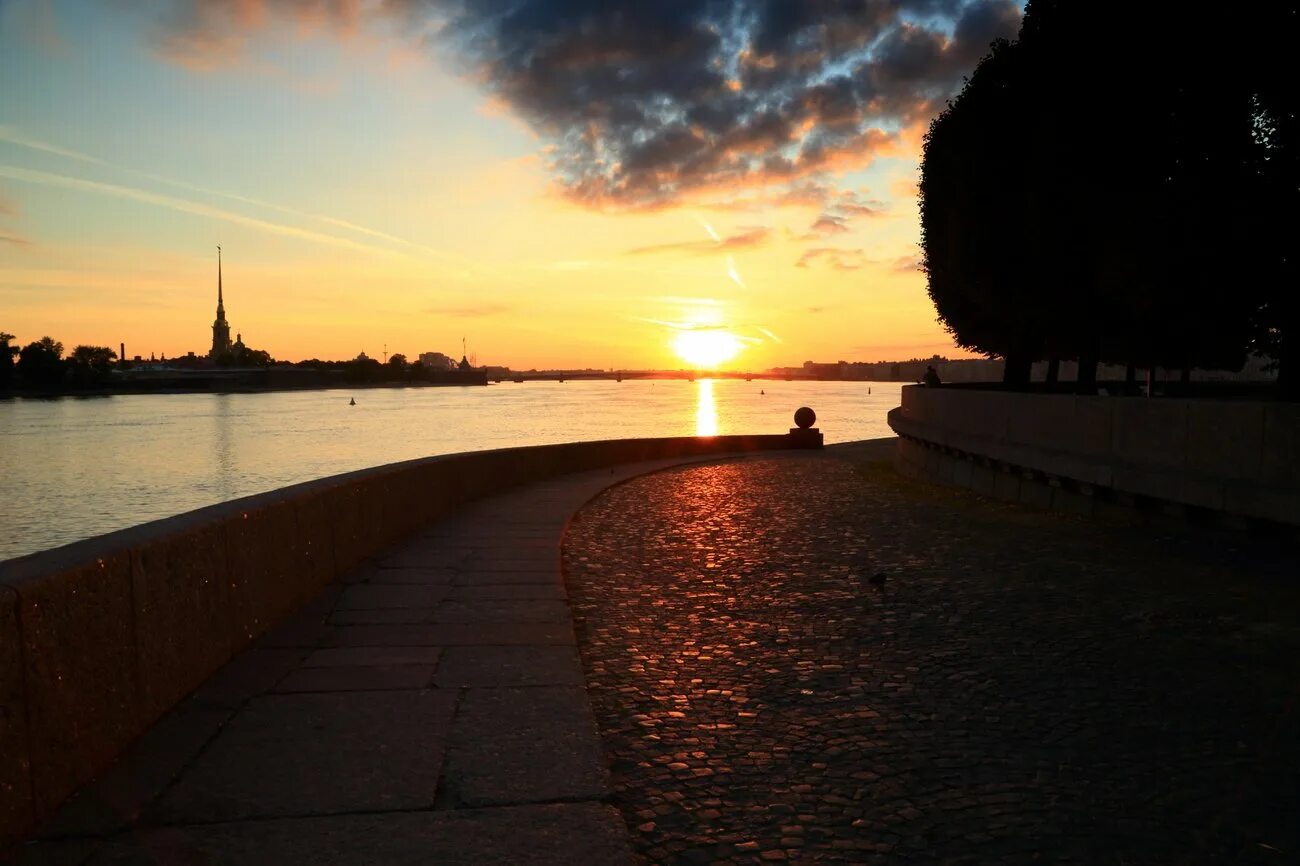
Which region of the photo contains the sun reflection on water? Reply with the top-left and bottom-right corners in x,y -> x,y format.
695,378 -> 718,436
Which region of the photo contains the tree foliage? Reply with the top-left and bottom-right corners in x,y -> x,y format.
0,331 -> 15,390
17,337 -> 66,387
67,345 -> 118,386
920,0 -> 1296,391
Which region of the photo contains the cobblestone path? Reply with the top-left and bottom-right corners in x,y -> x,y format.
563,450 -> 1300,865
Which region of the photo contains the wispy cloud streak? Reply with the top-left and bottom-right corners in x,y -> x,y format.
0,164 -> 402,257
0,127 -> 452,259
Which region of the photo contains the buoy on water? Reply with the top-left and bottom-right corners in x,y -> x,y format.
349,397 -> 356,406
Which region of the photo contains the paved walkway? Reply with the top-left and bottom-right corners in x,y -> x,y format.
14,456 -> 739,866
563,444 -> 1300,865
15,444 -> 1300,866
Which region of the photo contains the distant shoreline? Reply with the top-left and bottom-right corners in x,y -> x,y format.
0,376 -> 490,399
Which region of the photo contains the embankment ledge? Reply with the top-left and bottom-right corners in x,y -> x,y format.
888,385 -> 1300,526
0,433 -> 815,849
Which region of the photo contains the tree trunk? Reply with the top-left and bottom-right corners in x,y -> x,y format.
1076,351 -> 1098,394
1278,340 -> 1296,401
1002,353 -> 1032,388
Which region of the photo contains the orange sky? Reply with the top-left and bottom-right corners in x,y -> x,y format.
0,1 -> 1016,368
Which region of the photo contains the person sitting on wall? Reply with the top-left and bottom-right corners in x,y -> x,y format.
922,365 -> 942,387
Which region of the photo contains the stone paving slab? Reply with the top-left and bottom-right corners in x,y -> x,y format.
273,665 -> 436,693
301,646 -> 443,667
327,622 -> 575,646
434,647 -> 585,688
13,454 -> 754,864
336,584 -> 450,609
184,648 -> 306,710
326,608 -> 433,625
451,568 -> 565,585
448,583 -> 567,600
149,691 -> 457,823
431,599 -> 571,623
60,803 -> 633,866
443,686 -> 610,808
362,566 -> 458,584
35,706 -> 232,840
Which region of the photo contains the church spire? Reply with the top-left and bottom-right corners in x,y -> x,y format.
210,244 -> 232,359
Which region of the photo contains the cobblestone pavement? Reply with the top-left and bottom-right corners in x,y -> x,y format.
562,450 -> 1300,865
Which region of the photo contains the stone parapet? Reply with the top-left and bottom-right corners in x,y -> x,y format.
0,432 -> 812,850
888,386 -> 1300,527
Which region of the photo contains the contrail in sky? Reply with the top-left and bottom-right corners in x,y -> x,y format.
0,164 -> 404,257
695,216 -> 721,243
0,127 -> 455,259
726,255 -> 746,289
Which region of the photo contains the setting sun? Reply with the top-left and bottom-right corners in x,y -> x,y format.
672,329 -> 744,369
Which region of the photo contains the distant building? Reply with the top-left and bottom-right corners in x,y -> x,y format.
209,246 -> 233,359
419,351 -> 455,371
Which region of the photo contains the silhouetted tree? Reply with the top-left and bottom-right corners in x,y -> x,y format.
920,38 -> 1043,385
921,0 -> 1274,390
1244,1 -> 1299,396
67,345 -> 118,386
0,331 -> 15,391
386,353 -> 409,380
17,337 -> 65,387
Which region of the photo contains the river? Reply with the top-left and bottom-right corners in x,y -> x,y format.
0,379 -> 901,560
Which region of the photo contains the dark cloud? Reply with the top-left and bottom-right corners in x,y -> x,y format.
151,0 -> 1022,207
626,226 -> 769,255
811,213 -> 850,234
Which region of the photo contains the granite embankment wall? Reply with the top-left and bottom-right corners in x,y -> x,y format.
0,433 -> 813,848
888,385 -> 1300,526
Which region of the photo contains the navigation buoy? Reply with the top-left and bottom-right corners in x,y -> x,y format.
349,397 -> 356,406
761,389 -> 765,395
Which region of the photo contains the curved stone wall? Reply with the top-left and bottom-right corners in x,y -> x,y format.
0,433 -> 813,849
888,385 -> 1300,526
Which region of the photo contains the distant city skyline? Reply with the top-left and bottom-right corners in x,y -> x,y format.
0,1 -> 1022,368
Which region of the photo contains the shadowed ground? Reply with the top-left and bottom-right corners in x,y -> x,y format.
563,445 -> 1300,865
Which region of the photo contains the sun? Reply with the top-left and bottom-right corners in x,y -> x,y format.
673,328 -> 744,368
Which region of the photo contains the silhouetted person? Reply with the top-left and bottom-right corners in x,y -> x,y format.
922,365 -> 941,387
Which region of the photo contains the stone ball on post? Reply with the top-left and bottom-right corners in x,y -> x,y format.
793,406 -> 817,429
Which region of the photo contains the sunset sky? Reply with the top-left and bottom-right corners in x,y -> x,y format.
0,0 -> 1023,369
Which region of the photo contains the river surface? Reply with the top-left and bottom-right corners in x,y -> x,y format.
0,379 -> 901,560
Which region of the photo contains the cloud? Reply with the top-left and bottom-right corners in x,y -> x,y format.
0,234 -> 31,246
0,127 -> 457,259
796,246 -> 867,270
149,0 -> 1024,208
149,0 -> 375,71
0,164 -> 403,257
626,226 -> 769,256
427,301 -> 510,317
893,254 -> 923,272
810,214 -> 850,235
803,186 -> 887,234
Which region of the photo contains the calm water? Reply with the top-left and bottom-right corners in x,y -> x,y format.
0,379 -> 900,560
